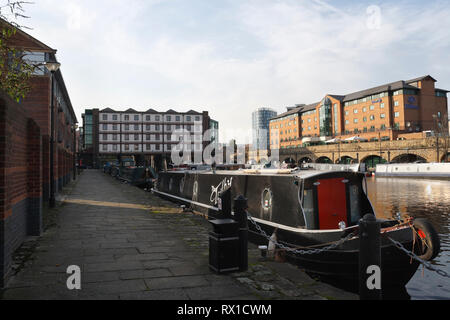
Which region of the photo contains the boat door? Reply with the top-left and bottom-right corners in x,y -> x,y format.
316,178 -> 348,230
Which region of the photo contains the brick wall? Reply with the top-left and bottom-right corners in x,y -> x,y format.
0,91 -> 42,287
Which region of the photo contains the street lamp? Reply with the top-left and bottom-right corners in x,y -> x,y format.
45,61 -> 61,208
73,124 -> 78,180
432,114 -> 440,163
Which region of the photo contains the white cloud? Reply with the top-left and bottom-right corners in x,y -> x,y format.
24,0 -> 450,143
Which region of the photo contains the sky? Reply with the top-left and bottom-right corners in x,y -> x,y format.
10,0 -> 450,143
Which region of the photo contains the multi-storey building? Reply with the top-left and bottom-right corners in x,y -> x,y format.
270,75 -> 448,150
252,108 -> 277,150
81,108 -> 216,168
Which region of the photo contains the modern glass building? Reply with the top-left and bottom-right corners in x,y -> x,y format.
252,108 -> 278,150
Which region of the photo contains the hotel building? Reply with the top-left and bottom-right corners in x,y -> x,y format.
270,75 -> 448,150
81,108 -> 217,168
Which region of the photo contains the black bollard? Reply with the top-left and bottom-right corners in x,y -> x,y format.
359,214 -> 382,300
218,187 -> 233,220
234,195 -> 248,272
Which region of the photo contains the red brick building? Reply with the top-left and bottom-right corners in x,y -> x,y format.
270,75 -> 449,150
0,20 -> 77,286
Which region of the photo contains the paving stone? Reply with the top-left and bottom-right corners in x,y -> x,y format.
145,275 -> 210,290
0,170 -> 356,301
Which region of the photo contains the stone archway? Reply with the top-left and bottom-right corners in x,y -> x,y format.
391,153 -> 427,164
362,155 -> 387,169
298,157 -> 313,164
316,156 -> 333,164
337,156 -> 354,164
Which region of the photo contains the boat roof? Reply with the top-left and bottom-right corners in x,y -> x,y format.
166,168 -> 362,180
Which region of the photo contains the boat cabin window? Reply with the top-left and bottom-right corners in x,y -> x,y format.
349,184 -> 361,224
303,189 -> 316,229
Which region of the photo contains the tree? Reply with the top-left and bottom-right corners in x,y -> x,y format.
0,1 -> 37,102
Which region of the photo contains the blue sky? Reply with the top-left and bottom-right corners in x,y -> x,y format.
13,0 -> 450,143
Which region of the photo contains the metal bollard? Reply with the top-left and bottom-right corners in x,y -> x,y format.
218,187 -> 233,220
359,214 -> 382,300
233,195 -> 248,272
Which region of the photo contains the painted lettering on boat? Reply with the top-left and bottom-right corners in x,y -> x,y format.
210,177 -> 233,205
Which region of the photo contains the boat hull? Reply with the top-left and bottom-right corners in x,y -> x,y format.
154,170 -> 421,290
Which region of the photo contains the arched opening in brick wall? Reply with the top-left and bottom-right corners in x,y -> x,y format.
362,155 -> 387,169
298,157 -> 313,164
337,156 -> 355,164
391,154 -> 427,163
441,153 -> 450,163
316,156 -> 333,164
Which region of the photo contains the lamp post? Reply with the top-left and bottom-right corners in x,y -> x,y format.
433,114 -> 440,163
45,61 -> 61,208
73,124 -> 78,180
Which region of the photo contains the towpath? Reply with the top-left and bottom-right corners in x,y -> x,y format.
1,170 -> 357,300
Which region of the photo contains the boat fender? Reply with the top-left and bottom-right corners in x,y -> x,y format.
267,232 -> 277,259
413,218 -> 441,261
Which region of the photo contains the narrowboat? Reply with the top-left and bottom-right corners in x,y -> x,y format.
152,168 -> 440,291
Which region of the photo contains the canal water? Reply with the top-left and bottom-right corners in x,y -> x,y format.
366,177 -> 450,300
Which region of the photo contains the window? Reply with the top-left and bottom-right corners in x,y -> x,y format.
134,115 -> 139,121
166,116 -> 171,122
176,116 -> 181,122
102,144 -> 107,151
363,117 -> 367,122
113,115 -> 118,121
155,144 -> 160,151
134,144 -> 139,150
345,120 -> 350,125
394,101 -> 399,107
134,134 -> 139,140
103,134 -> 107,140
195,116 -> 200,121
134,124 -> 139,131
370,105 -> 375,110
354,119 -> 358,124
381,124 -> 386,130
167,145 -> 172,151
125,125 -> 129,131
146,144 -> 151,151
166,125 -> 171,131
102,115 -> 107,121
146,115 -> 151,121
113,134 -> 118,141
102,124 -> 108,130
113,124 -> 118,130
354,109 -> 358,114
146,134 -> 151,141
146,125 -> 151,130
124,115 -> 130,121
370,115 -> 375,121
380,103 -> 385,109
186,116 -> 191,122
125,134 -> 130,141
113,145 -> 118,151
395,112 -> 400,118
380,114 -> 386,119
124,145 -> 130,151
155,134 -> 160,140
155,116 -> 160,121
155,125 -> 160,131
363,107 -> 367,113
345,111 -> 349,116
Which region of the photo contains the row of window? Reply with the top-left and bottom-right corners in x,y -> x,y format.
100,144 -> 203,152
100,124 -> 201,131
101,114 -> 201,122
100,134 -> 203,142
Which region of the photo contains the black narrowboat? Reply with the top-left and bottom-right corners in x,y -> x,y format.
153,168 -> 440,291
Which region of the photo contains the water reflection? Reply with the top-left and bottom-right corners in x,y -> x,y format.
366,177 -> 450,300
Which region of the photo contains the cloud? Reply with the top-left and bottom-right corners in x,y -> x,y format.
24,0 -> 450,143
